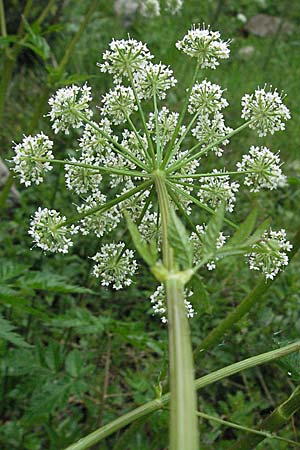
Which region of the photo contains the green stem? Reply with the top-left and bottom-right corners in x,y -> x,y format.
63,179 -> 153,226
79,115 -> 149,172
170,170 -> 256,179
194,226 -> 300,358
196,410 -> 300,447
125,114 -> 152,165
167,182 -> 238,230
153,93 -> 162,164
26,157 -> 149,178
232,386 -> 300,450
154,171 -> 199,450
128,71 -> 156,165
167,120 -> 253,174
63,342 -> 300,450
161,60 -> 200,169
0,0 -> 33,120
0,0 -> 7,37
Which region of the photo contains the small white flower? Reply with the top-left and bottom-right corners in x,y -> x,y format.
29,208 -> 75,253
79,119 -> 113,158
191,224 -> 227,270
165,0 -> 183,15
237,146 -> 286,192
241,86 -> 291,137
101,85 -> 138,125
12,133 -> 54,186
176,24 -> 230,68
197,169 -> 239,212
48,84 -> 93,134
65,155 -> 103,195
188,80 -> 228,115
140,0 -> 160,17
247,229 -> 292,280
192,113 -> 232,157
150,284 -> 195,323
99,38 -> 153,82
92,242 -> 138,290
135,62 -> 177,100
148,107 -> 180,146
77,192 -> 121,238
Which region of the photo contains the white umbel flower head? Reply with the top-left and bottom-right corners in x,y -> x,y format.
150,284 -> 195,323
241,86 -> 291,137
191,224 -> 227,270
176,24 -> 230,68
247,229 -> 292,280
92,242 -> 137,290
197,169 -> 240,212
29,208 -> 74,253
79,119 -> 113,158
192,112 -> 233,157
12,133 -> 54,186
148,107 -> 180,146
188,80 -> 228,114
135,62 -> 177,100
101,85 -> 137,125
65,155 -> 103,195
237,146 -> 286,192
140,0 -> 160,17
165,0 -> 183,15
99,38 -> 154,82
48,84 -> 93,134
77,192 -> 121,238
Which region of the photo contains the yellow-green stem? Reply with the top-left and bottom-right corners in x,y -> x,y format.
154,171 -> 199,450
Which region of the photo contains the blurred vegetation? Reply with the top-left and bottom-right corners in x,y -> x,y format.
1,0 -> 300,448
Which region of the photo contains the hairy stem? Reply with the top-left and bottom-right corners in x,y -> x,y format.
154,171 -> 199,450
63,342 -> 300,450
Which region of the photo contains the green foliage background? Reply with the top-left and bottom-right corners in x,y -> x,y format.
1,0 -> 300,448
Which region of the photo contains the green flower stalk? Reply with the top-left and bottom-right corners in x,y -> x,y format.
11,24 -> 292,449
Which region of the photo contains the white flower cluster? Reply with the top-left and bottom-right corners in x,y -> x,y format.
12,133 -> 54,186
247,229 -> 292,280
150,284 -> 194,323
29,208 -> 75,253
135,63 -> 177,100
76,192 -> 121,238
241,86 -> 291,137
176,24 -> 230,68
101,85 -> 137,124
11,25 -> 292,300
197,170 -> 240,213
191,224 -> 227,270
148,107 -> 180,146
65,155 -> 103,195
92,242 -> 138,290
192,112 -> 232,157
139,0 -> 183,17
237,146 -> 286,192
48,84 -> 93,134
188,80 -> 228,115
99,37 -> 153,81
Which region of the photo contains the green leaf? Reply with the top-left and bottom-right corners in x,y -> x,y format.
18,272 -> 96,294
0,261 -> 30,282
201,204 -> 225,260
168,208 -> 193,269
0,314 -> 32,348
229,209 -> 258,246
125,213 -> 157,267
23,19 -> 51,60
244,218 -> 271,246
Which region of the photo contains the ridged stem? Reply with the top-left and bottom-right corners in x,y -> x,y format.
154,171 -> 199,450
63,341 -> 300,450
